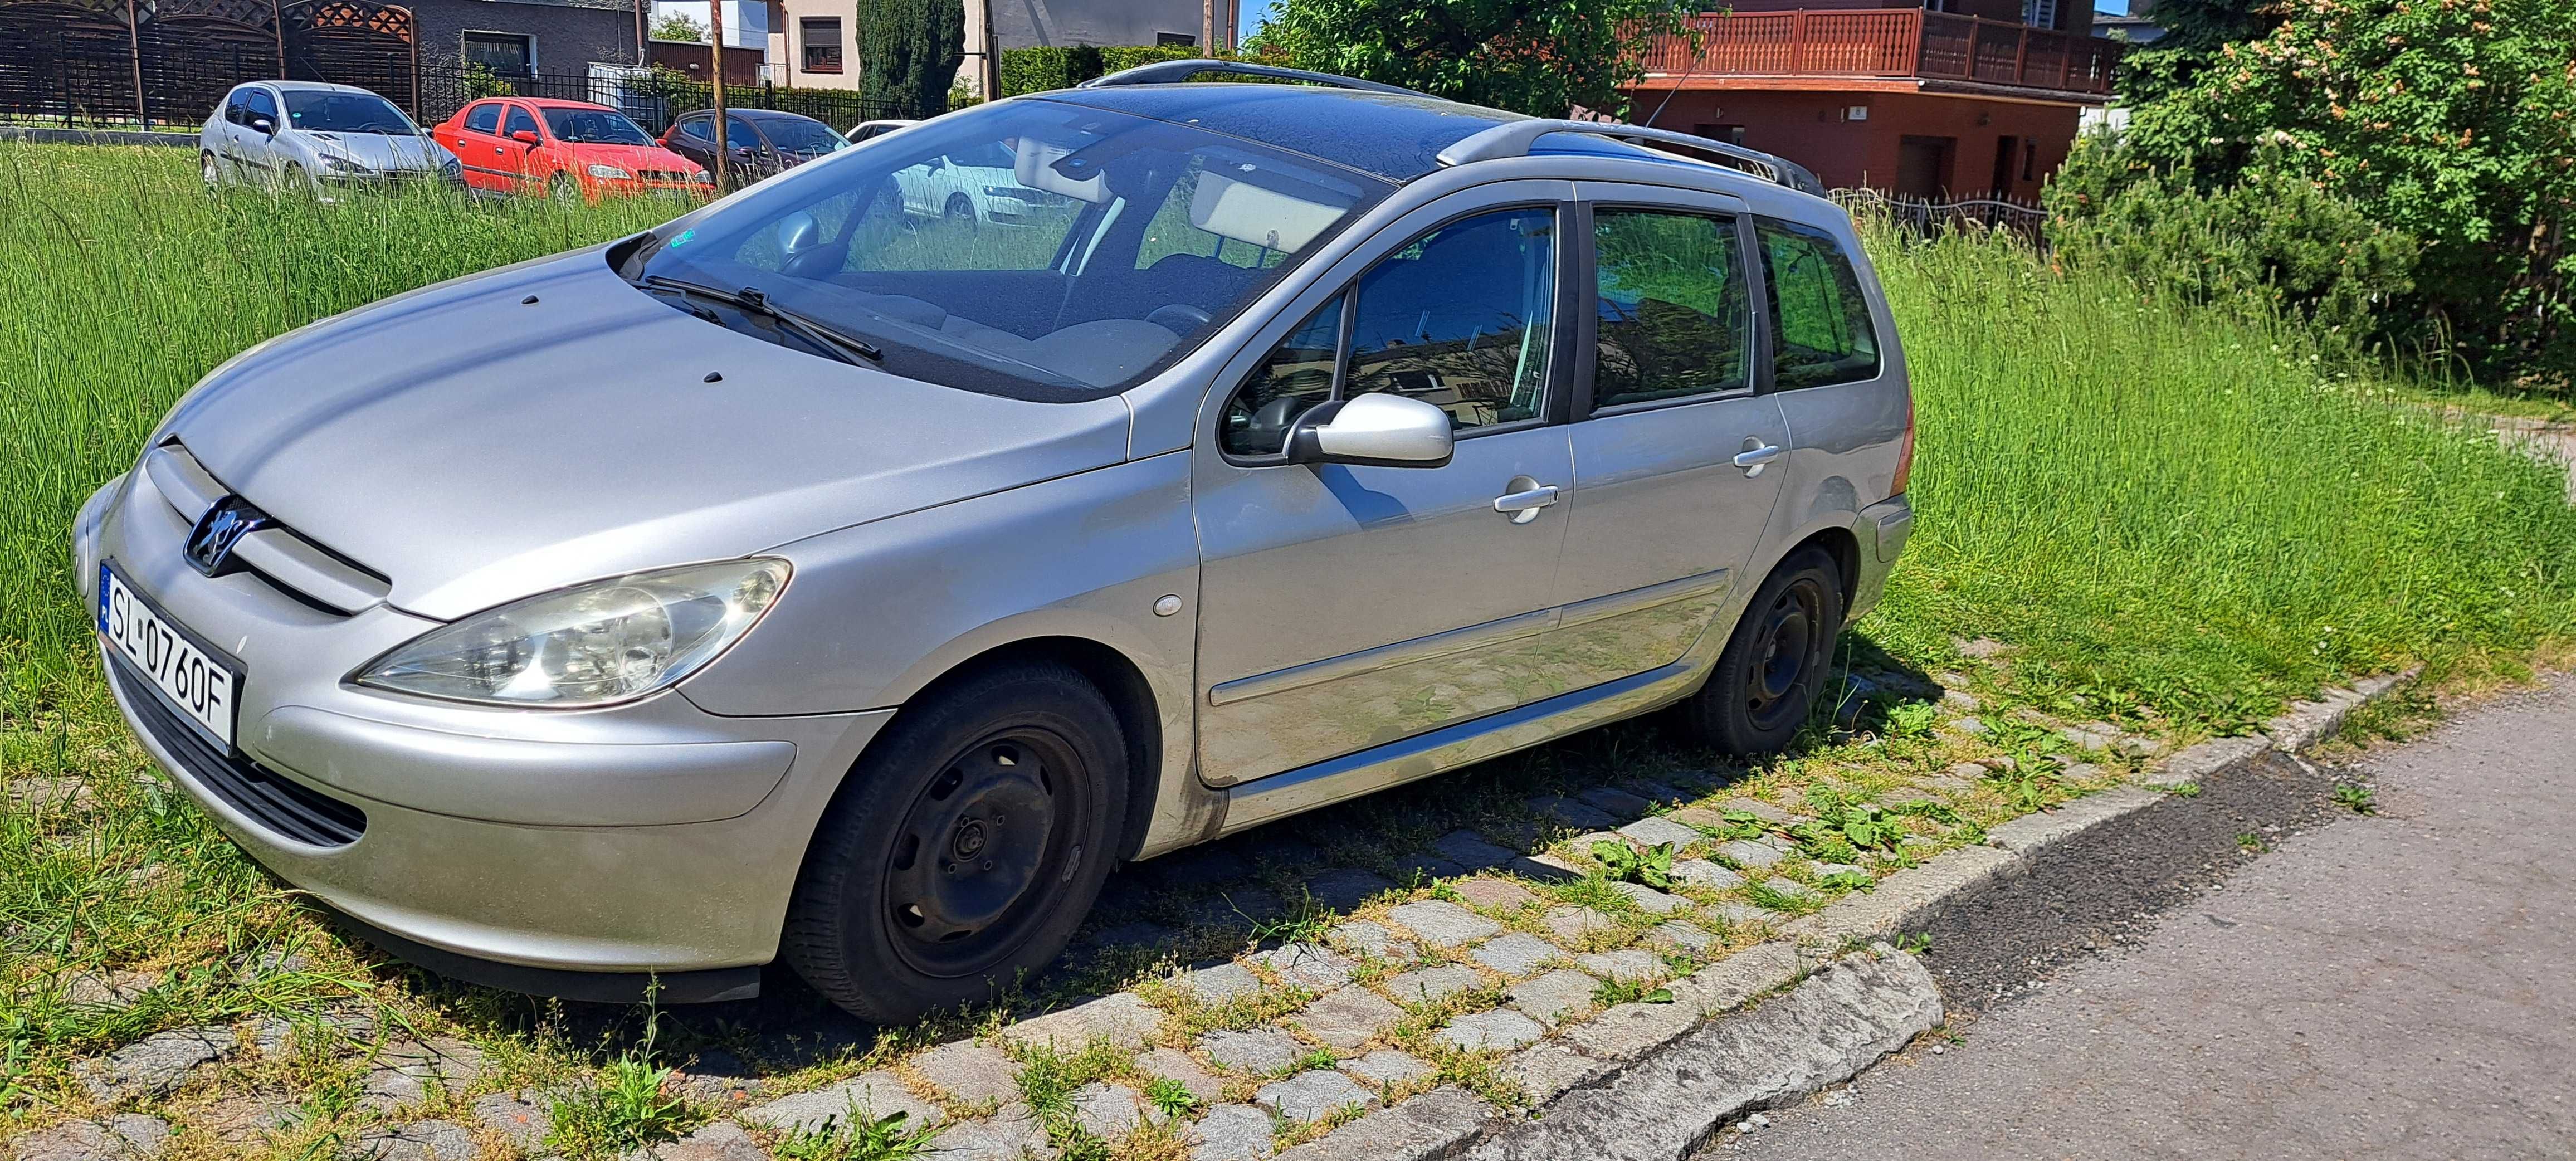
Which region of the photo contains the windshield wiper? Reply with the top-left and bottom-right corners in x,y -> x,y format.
638,275 -> 884,364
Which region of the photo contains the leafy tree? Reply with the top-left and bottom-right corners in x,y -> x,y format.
2093,0 -> 2576,384
649,11 -> 707,43
857,0 -> 965,118
1263,0 -> 1695,118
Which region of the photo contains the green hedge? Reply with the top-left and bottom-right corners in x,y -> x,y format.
997,44 -> 1233,97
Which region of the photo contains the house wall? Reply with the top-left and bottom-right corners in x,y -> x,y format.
1640,89 -> 2080,198
982,0 -> 1224,48
773,0 -> 855,89
410,0 -> 643,70
648,37 -> 764,84
650,0 -> 769,48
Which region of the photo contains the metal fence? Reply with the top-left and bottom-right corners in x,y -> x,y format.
1833,188 -> 2050,243
415,62 -> 925,138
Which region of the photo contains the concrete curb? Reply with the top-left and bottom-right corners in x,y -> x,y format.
1387,669 -> 2421,1161
0,126 -> 196,148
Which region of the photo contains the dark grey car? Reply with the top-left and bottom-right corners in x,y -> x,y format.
80,65 -> 1912,1023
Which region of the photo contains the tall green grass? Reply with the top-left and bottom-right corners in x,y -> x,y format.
1,144 -> 670,712
2,140 -> 2572,739
1866,223 -> 2576,726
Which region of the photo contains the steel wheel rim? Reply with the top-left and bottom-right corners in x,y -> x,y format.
1745,578 -> 1823,731
880,725 -> 1086,978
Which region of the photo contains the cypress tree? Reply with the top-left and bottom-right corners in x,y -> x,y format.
857,0 -> 966,118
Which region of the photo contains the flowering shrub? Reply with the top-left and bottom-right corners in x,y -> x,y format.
2101,0 -> 2576,386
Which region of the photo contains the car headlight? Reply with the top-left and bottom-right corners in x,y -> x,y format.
982,185 -> 1029,198
691,169 -> 715,184
587,164 -> 633,180
321,155 -> 370,174
353,559 -> 789,706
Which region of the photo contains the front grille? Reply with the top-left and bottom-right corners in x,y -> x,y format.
636,169 -> 692,183
108,652 -> 367,848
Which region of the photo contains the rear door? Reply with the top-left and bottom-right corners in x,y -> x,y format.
1548,183 -> 1792,690
664,113 -> 716,174
448,101 -> 508,192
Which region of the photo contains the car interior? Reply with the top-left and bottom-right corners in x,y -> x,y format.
640,108 -> 1389,398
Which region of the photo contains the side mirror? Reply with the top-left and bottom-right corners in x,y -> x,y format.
1286,393 -> 1454,468
250,116 -> 275,136
774,211 -> 821,258
511,129 -> 540,145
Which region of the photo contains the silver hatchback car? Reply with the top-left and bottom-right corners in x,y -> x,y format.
201,80 -> 464,196
79,64 -> 1913,1022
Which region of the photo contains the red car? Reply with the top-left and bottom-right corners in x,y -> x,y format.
431,97 -> 709,202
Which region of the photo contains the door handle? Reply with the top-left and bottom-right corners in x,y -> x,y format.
1734,439 -> 1786,476
1494,482 -> 1559,525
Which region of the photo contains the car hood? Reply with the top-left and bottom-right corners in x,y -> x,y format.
569,142 -> 699,174
158,251 -> 1133,620
299,130 -> 450,171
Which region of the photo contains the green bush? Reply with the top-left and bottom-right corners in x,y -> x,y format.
2046,139 -> 2418,355
998,45 -> 1104,95
1097,45 -> 1208,74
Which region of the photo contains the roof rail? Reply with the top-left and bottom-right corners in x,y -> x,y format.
1437,119 -> 1827,196
1077,60 -> 1428,97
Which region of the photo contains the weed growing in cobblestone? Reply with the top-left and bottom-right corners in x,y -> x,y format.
772,1109 -> 940,1161
1142,1076 -> 1200,1119
1589,840 -> 1676,890
547,1051 -> 691,1157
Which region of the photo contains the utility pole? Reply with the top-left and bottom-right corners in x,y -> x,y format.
709,0 -> 731,194
979,0 -> 1000,101
1201,0 -> 1214,56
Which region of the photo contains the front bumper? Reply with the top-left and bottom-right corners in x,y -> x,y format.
80,470 -> 890,986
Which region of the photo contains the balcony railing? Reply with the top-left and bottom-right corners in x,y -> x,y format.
1641,9 -> 2120,96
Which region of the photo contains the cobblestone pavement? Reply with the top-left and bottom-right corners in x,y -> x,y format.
1705,675 -> 2576,1160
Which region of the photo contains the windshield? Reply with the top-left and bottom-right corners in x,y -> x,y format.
285,91 -> 417,135
633,98 -> 1392,402
759,116 -> 847,155
543,107 -> 655,145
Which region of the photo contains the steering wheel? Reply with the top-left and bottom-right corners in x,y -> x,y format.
1146,303 -> 1212,333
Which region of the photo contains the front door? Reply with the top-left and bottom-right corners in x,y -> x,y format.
1194,193 -> 1578,786
1549,188 -> 1791,691
498,104 -> 541,194
1896,135 -> 1953,199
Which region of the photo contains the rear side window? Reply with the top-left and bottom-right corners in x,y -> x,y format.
1591,209 -> 1751,408
1755,218 -> 1879,389
464,103 -> 500,134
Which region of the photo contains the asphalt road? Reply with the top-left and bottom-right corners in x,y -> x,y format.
1705,675 -> 2576,1160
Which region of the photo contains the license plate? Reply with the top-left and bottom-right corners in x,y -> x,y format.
99,563 -> 241,748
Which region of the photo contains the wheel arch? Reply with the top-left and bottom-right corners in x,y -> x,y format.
850,634 -> 1171,863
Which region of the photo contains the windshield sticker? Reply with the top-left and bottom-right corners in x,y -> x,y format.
669,230 -> 695,249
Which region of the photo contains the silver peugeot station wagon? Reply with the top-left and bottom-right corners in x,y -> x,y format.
76,62 -> 1914,1023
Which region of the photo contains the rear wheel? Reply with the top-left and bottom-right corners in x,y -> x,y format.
783,662 -> 1127,1022
1680,547 -> 1845,756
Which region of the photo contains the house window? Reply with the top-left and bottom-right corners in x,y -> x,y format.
1157,32 -> 1196,46
461,32 -> 532,75
1693,123 -> 1748,145
801,17 -> 843,73
2022,0 -> 2058,27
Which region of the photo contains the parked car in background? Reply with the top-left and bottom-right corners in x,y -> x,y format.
430,97 -> 707,202
79,65 -> 1906,1026
879,138 -> 1068,226
844,118 -> 917,143
662,108 -> 847,186
201,81 -> 461,197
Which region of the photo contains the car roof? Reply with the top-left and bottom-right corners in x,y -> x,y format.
247,79 -> 377,95
1029,82 -> 1741,188
1032,84 -> 1522,183
518,97 -> 618,111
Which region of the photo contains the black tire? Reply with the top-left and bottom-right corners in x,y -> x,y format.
783,662 -> 1128,1023
944,192 -> 977,225
548,172 -> 582,204
1681,547 -> 1845,756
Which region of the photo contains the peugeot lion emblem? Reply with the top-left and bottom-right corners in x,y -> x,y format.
184,496 -> 269,577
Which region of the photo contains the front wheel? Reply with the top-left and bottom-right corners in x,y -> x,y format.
944,192 -> 978,226
1680,547 -> 1845,756
782,662 -> 1128,1023
548,172 -> 582,204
